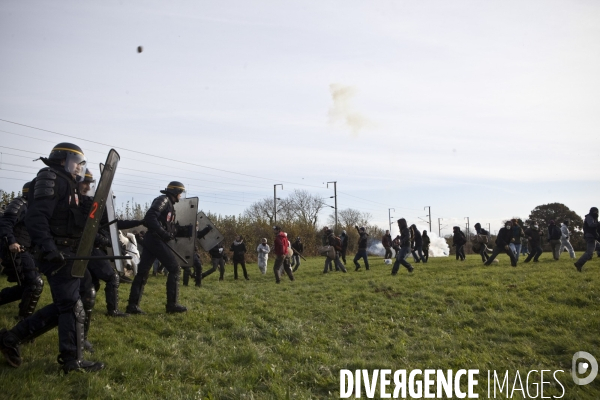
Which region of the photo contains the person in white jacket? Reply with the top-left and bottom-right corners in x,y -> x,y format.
256,238 -> 270,274
559,219 -> 576,259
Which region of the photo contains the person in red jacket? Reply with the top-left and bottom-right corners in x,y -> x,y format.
273,226 -> 294,284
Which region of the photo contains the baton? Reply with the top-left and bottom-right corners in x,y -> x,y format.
64,255 -> 132,261
99,218 -> 118,230
4,237 -> 21,286
165,242 -> 189,265
292,247 -> 307,261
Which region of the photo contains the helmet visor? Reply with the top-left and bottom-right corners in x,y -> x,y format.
64,152 -> 87,182
79,180 -> 96,197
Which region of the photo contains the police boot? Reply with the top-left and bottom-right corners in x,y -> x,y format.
182,267 -> 190,286
166,271 -> 187,313
127,273 -> 148,314
58,300 -> 104,374
0,328 -> 22,367
18,276 -> 44,320
81,287 -> 96,353
105,274 -> 128,317
194,268 -> 202,287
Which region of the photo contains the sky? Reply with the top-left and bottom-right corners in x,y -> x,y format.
1,0 -> 599,237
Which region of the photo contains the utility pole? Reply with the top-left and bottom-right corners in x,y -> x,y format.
464,217 -> 470,240
438,218 -> 445,237
388,208 -> 395,233
274,184 -> 283,224
327,181 -> 338,232
487,223 -> 491,236
424,206 -> 432,232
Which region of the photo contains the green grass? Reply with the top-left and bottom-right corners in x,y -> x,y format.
1,253 -> 599,399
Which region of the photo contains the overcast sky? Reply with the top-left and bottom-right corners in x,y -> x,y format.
1,0 -> 598,236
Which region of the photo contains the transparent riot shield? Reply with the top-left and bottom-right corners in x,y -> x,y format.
196,211 -> 224,252
171,197 -> 199,265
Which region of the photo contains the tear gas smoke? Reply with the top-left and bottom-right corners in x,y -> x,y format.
328,84 -> 372,136
367,233 -> 449,258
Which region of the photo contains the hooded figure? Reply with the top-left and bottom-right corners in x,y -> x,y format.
523,224 -> 543,263
452,226 -> 466,261
574,207 -> 600,272
547,220 -> 562,260
473,223 -> 491,262
391,218 -> 414,275
484,220 -> 517,267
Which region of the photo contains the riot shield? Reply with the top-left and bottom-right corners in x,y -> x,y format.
100,163 -> 123,273
72,149 -> 120,278
196,211 -> 224,252
170,197 -> 198,265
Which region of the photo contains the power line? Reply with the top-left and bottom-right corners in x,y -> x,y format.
0,130 -> 269,185
0,118 -> 329,190
0,159 -> 263,204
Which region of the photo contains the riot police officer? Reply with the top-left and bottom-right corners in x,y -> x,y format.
0,181 -> 44,320
0,143 -> 104,373
183,224 -> 212,287
126,182 -> 192,314
79,169 -> 143,317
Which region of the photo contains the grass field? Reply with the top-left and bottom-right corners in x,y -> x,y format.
0,253 -> 599,399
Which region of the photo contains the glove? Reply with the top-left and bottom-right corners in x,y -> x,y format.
504,245 -> 510,251
95,235 -> 111,248
161,231 -> 175,242
141,219 -> 148,228
207,225 -> 213,232
43,250 -> 65,267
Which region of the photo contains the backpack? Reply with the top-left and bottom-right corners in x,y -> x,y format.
549,225 -> 561,240
333,236 -> 342,251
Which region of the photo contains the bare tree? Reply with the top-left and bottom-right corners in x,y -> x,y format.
332,208 -> 372,229
244,198 -> 276,225
286,189 -> 326,227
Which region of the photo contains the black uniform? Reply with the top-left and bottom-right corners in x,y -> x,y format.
353,227 -> 370,271
474,224 -> 490,262
382,233 -> 393,259
410,226 -> 424,263
127,194 -> 191,313
323,231 -> 347,273
0,164 -> 103,372
230,240 -> 249,280
203,243 -> 226,281
340,232 -> 349,264
574,209 -> 600,271
81,195 -> 143,318
392,220 -> 414,274
291,238 -> 303,271
523,227 -> 543,262
182,226 -> 211,287
484,226 -> 517,267
0,194 -> 44,319
421,231 -> 430,263
452,227 -> 466,261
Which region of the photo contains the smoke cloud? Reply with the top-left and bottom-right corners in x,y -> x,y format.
328,84 -> 372,136
367,233 -> 449,258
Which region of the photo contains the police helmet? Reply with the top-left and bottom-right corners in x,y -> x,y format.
22,181 -> 31,196
161,181 -> 186,198
49,142 -> 84,162
83,169 -> 95,183
48,142 -> 87,182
